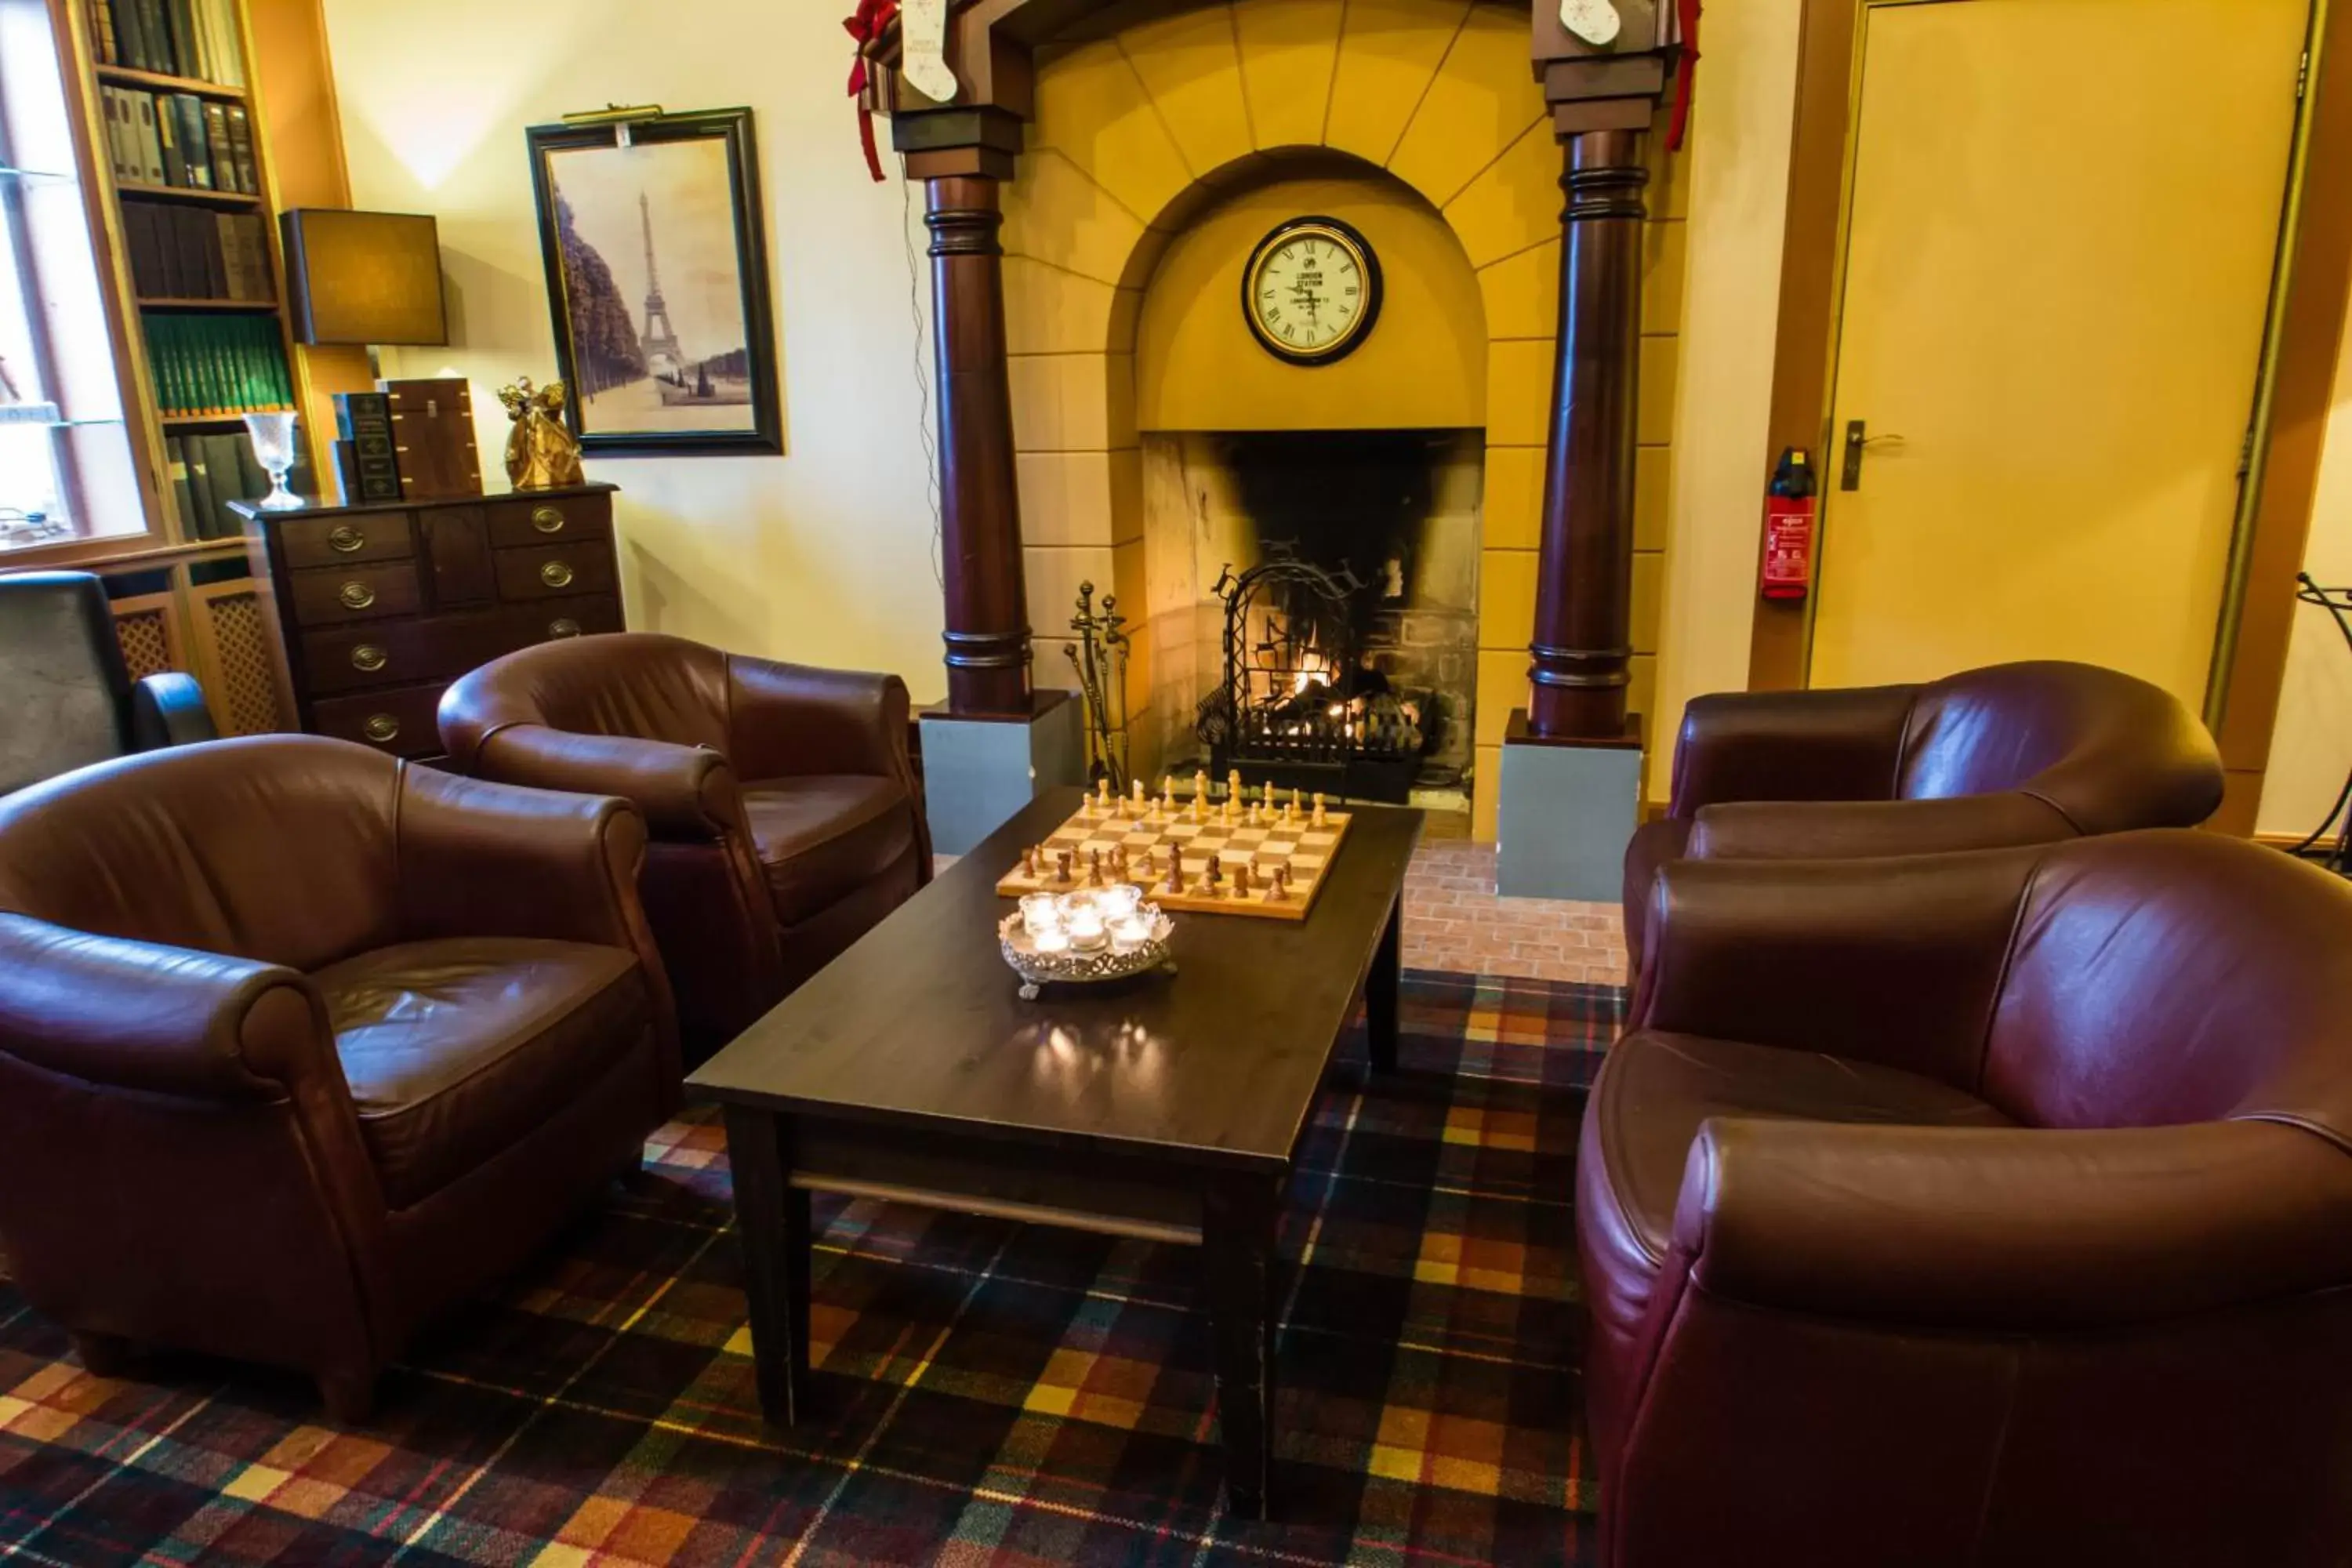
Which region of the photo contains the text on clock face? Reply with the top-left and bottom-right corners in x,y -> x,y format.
1257,240 -> 1361,347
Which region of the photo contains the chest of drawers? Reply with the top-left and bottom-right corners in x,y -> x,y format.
238,483 -> 624,760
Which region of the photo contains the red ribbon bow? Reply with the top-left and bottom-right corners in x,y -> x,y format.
1668,0 -> 1702,151
845,0 -> 900,183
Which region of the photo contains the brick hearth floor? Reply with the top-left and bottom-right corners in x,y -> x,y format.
937,840 -> 1628,989
1402,839 -> 1628,986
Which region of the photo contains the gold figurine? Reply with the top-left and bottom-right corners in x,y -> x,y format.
498,377 -> 585,491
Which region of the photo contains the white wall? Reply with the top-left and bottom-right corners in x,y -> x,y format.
318,0 -> 947,696
2258,320 -> 2352,839
1649,0 -> 1803,797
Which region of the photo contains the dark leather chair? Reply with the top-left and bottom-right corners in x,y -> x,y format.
0,735 -> 678,1419
1580,830 -> 2352,1567
1621,660 -> 2223,983
0,570 -> 215,795
438,632 -> 930,1054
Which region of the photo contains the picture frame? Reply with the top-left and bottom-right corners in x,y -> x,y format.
525,108 -> 782,457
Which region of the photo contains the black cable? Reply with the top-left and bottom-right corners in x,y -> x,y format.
2286,572 -> 2352,865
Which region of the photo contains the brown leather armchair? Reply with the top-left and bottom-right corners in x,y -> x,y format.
1580,831 -> 2352,1566
0,735 -> 678,1420
438,632 -> 930,1054
1621,661 -> 2223,985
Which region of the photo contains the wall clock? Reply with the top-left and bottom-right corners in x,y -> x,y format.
1241,216 -> 1383,366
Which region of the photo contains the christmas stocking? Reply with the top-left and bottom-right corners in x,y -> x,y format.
902,0 -> 958,103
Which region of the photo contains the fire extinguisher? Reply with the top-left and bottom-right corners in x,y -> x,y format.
1760,446 -> 1816,601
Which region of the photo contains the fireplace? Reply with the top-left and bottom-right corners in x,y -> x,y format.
1141,429 -> 1482,804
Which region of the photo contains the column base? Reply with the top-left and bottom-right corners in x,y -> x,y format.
917,690 -> 1084,856
1495,708 -> 1643,902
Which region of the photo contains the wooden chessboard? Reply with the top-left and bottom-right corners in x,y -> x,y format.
995,799 -> 1354,921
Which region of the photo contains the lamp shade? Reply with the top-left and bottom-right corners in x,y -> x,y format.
280,209 -> 448,347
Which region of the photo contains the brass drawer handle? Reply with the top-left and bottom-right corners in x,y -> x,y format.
531,506 -> 565,534
539,561 -> 575,589
547,617 -> 582,639
362,714 -> 400,744
328,524 -> 366,554
350,644 -> 387,673
338,581 -> 376,610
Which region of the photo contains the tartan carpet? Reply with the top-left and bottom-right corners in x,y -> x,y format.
0,970 -> 1617,1566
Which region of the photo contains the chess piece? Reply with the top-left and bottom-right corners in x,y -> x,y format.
1111,845 -> 1130,880
1227,769 -> 1243,806
1131,778 -> 1145,812
1265,782 -> 1279,813
1291,787 -> 1303,815
1202,855 -> 1224,897
1087,848 -> 1104,886
1280,796 -> 1295,826
1192,769 -> 1209,821
1221,796 -> 1236,827
1246,798 -> 1261,826
1273,864 -> 1292,899
1312,793 -> 1328,829
1021,845 -> 1039,878
1055,849 -> 1074,886
1233,861 -> 1252,896
1138,847 -> 1156,880
1163,855 -> 1184,894
1159,778 -> 1174,818
1096,778 -> 1112,811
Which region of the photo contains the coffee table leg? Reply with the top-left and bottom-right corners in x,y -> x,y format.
722,1105 -> 814,1425
1203,1171 -> 1279,1519
1367,894 -> 1402,1074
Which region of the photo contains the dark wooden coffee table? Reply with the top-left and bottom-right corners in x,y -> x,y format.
688,786 -> 1421,1517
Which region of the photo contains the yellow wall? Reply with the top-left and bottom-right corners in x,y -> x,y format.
1648,0 -> 1802,801
315,0 -> 948,692
1135,166 -> 1486,431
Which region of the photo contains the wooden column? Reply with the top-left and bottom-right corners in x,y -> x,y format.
924,174 -> 1033,717
1527,129 -> 1648,740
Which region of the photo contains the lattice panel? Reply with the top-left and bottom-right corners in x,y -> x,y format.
202,590 -> 288,736
114,608 -> 173,681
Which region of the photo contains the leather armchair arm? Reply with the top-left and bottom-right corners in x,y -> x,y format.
129,671 -> 216,750
1674,1117 -> 2352,1329
466,721 -> 744,840
724,657 -> 912,782
1640,847 -> 2039,1086
0,912 -> 329,1101
1668,685 -> 1918,817
1686,791 -> 2077,861
394,768 -> 656,956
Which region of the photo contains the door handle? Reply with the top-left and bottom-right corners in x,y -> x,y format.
1840,420 -> 1907,491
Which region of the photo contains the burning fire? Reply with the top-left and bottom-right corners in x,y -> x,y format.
1290,648 -> 1334,697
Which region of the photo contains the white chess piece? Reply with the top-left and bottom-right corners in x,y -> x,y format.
900,0 -> 960,103
1559,0 -> 1621,47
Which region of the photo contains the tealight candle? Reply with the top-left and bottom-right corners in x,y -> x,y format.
1111,913 -> 1152,950
1020,893 -> 1062,936
1099,883 -> 1142,920
1066,907 -> 1108,950
1033,927 -> 1071,954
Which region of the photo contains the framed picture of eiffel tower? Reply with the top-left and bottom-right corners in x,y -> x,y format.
527,108 -> 782,456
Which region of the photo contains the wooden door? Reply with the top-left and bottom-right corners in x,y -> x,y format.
1809,0 -> 2309,703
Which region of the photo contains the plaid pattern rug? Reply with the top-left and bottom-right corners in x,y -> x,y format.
0,971 -> 1616,1566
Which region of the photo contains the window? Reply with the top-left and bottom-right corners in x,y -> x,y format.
0,0 -> 147,553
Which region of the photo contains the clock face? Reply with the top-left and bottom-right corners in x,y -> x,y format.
1242,217 -> 1383,365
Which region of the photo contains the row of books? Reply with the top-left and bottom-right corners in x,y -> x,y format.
163,430 -> 311,541
98,87 -> 258,194
123,203 -> 273,303
91,0 -> 248,87
140,314 -> 291,418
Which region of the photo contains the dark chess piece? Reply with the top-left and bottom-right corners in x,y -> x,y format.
1163,856 -> 1185,895
1233,861 -> 1253,896
1055,849 -> 1074,886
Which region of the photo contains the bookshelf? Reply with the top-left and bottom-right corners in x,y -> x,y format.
9,0 -> 307,735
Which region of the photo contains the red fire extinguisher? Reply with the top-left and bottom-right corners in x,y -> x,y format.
1760,446 -> 1816,601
